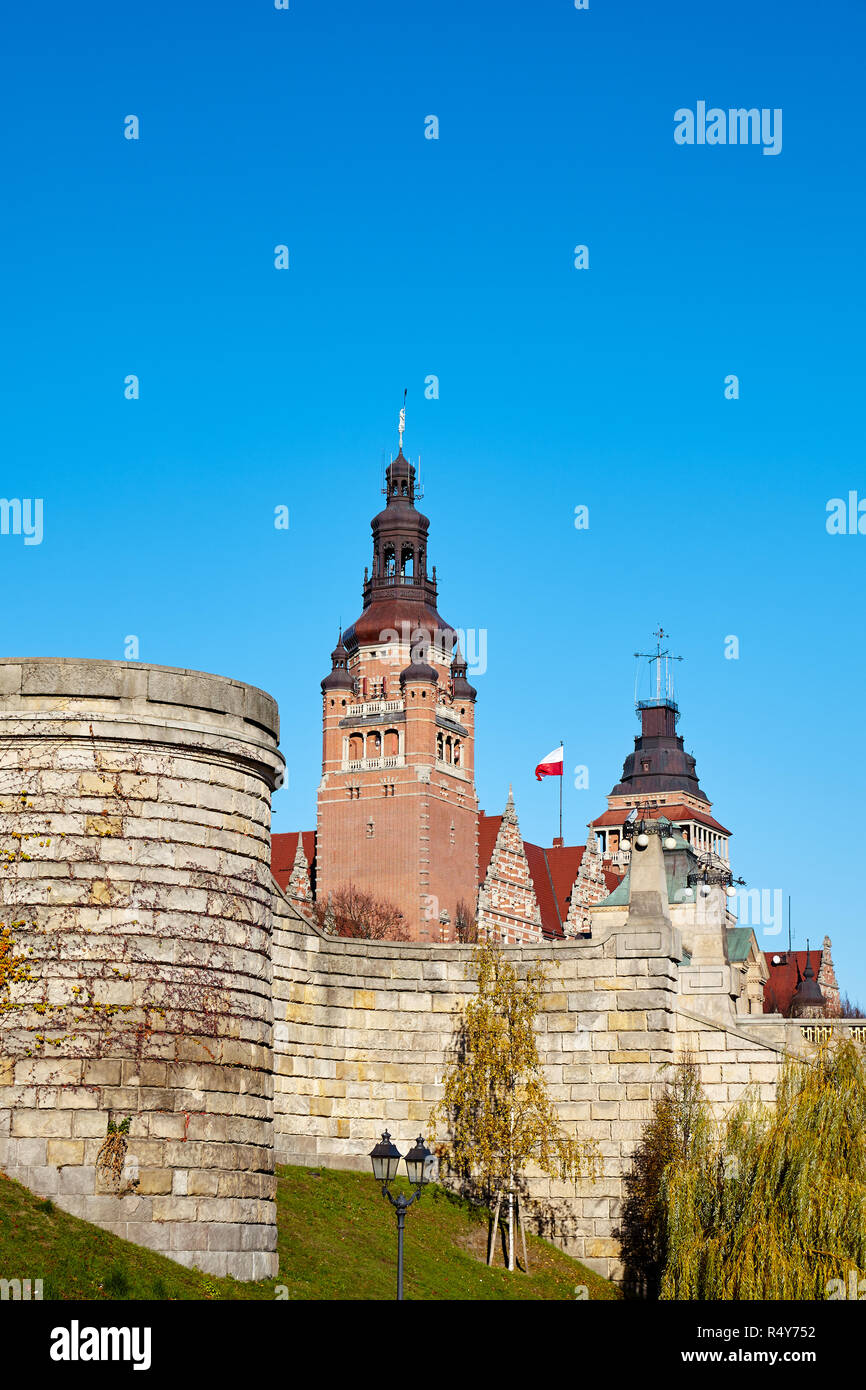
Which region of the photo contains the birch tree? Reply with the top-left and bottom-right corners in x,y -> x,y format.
430,935 -> 598,1271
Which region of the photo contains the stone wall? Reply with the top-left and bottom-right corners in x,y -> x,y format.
272,886 -> 686,1277
272,832 -> 800,1281
0,659 -> 845,1285
0,659 -> 284,1279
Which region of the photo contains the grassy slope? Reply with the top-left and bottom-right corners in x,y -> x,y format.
0,1165 -> 619,1302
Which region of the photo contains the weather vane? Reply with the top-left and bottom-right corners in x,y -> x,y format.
634,627 -> 683,707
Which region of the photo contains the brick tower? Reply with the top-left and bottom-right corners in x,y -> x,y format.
315,432 -> 479,940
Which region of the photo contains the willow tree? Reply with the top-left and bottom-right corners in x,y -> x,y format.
651,1039 -> 866,1299
618,1056 -> 709,1298
429,935 -> 598,1271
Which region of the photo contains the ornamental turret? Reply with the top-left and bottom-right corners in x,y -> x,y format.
321,633 -> 354,692
451,645 -> 477,702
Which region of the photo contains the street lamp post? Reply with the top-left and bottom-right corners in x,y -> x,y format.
369,1131 -> 433,1300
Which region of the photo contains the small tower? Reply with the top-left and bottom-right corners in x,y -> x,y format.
590,631 -> 732,868
790,943 -> 825,1019
315,413 -> 479,939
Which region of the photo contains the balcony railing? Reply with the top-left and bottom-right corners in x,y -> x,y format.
362,573 -> 438,605
343,756 -> 404,772
799,1022 -> 866,1044
352,699 -> 403,717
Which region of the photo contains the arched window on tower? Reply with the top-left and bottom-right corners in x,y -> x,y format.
348,733 -> 363,762
437,732 -> 444,762
366,731 -> 381,760
384,729 -> 399,758
401,545 -> 414,579
454,739 -> 461,767
445,736 -> 453,764
384,546 -> 396,577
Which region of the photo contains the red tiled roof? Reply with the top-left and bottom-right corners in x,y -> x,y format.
478,813 -> 502,884
589,804 -> 731,836
477,812 -> 617,939
271,830 -> 316,894
274,816 -> 618,939
762,949 -> 824,1016
524,841 -> 573,934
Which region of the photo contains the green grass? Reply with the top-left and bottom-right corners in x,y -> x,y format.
0,1165 -> 619,1301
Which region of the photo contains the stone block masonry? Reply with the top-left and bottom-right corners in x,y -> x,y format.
0,659 -> 284,1280
271,889 -> 683,1279
271,831 -> 804,1282
0,658 -> 832,1285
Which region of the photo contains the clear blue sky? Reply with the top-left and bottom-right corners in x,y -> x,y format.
2,1 -> 864,995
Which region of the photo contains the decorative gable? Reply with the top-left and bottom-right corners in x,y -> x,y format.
476,789 -> 543,945
564,831 -> 609,936
287,838 -> 314,912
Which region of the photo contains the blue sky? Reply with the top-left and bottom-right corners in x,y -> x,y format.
2,1 -> 864,993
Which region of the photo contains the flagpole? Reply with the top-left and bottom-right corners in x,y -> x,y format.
559,736 -> 564,842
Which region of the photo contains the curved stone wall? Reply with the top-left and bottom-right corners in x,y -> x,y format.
0,659 -> 284,1279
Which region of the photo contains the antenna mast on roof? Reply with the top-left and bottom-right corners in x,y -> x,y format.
634,626 -> 684,712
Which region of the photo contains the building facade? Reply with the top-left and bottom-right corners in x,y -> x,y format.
275,441 -> 757,963
314,448 -> 479,941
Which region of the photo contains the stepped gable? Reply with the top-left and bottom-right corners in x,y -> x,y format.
286,837 -> 314,911
478,809 -> 618,939
565,832 -> 610,937
476,791 -> 543,944
272,830 -> 316,895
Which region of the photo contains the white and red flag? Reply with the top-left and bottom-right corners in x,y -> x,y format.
534,745 -> 564,781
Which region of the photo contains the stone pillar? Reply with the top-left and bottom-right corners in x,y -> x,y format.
0,659 -> 284,1278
